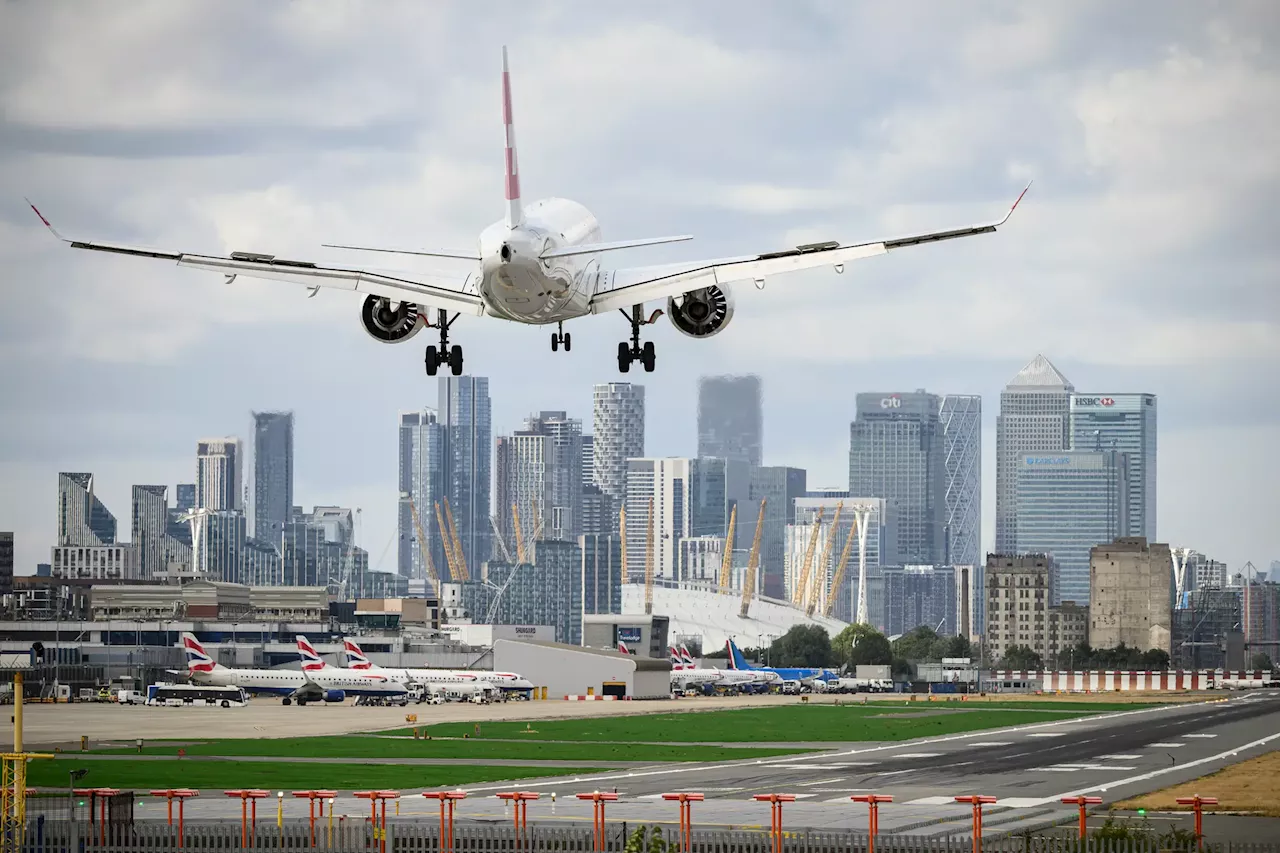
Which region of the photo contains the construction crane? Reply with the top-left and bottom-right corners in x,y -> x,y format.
793,508 -> 825,607
442,497 -> 469,581
433,501 -> 461,581
718,503 -> 738,593
489,514 -> 514,564
511,503 -> 528,564
808,502 -> 843,616
403,492 -> 441,593
739,499 -> 767,619
643,496 -> 656,615
824,515 -> 859,617
531,499 -> 546,541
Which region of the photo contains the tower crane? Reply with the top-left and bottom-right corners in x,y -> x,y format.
643,496 -> 656,615
402,492 -> 441,595
433,501 -> 461,581
718,503 -> 738,593
442,497 -> 469,581
809,503 -> 843,616
793,507 -> 825,607
489,514 -> 514,564
511,503 -> 528,564
824,515 -> 859,618
739,499 -> 766,618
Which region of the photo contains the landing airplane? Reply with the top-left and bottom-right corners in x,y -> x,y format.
27,48 -> 1028,377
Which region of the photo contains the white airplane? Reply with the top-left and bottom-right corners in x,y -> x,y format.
341,637 -> 534,695
27,47 -> 1028,377
181,632 -> 408,706
668,645 -> 778,690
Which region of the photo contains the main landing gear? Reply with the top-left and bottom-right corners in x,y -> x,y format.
551,321 -> 571,352
424,308 -> 464,377
617,305 -> 661,373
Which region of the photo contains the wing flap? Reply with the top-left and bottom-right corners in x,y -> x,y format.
540,235 -> 693,259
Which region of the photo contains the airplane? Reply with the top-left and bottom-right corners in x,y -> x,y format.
26,47 -> 1029,378
341,637 -> 534,696
181,632 -> 408,706
725,638 -> 837,685
668,643 -> 779,691
618,641 -> 637,655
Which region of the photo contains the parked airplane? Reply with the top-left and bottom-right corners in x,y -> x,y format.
668,643 -> 779,691
725,639 -> 837,685
341,637 -> 534,696
618,641 -> 637,655
181,632 -> 408,706
27,48 -> 1027,377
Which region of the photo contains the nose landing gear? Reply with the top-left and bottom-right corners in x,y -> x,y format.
551,321 -> 571,352
617,305 -> 661,373
424,308 -> 464,376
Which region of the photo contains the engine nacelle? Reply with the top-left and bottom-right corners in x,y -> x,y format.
322,689 -> 346,703
360,295 -> 426,343
667,286 -> 734,338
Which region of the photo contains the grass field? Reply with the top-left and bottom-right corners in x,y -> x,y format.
89,736 -> 811,763
1114,749 -> 1280,818
29,758 -> 595,792
376,703 -> 1113,742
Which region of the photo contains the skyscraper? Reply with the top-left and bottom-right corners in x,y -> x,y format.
132,485 -> 192,578
939,394 -> 981,568
398,410 -> 447,582
581,533 -> 623,616
439,377 -> 492,576
581,434 -> 594,490
57,473 -> 116,545
0,532 -> 12,595
995,355 -> 1074,552
1070,393 -> 1157,541
496,411 -> 584,550
697,375 -> 763,466
749,465 -> 807,599
252,411 -> 294,541
624,457 -> 691,583
196,438 -> 243,512
174,483 -> 196,513
848,391 -> 946,565
593,382 -> 645,514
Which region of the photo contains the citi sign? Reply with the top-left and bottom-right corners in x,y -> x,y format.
880,396 -> 901,409
1075,397 -> 1115,407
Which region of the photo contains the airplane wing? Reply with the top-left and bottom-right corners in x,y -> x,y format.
27,203 -> 485,316
587,184 -> 1030,314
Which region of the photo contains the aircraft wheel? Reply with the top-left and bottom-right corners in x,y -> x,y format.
282,697 -> 291,706
617,342 -> 632,373
551,334 -> 559,352
449,345 -> 464,376
563,333 -> 571,351
641,341 -> 656,372
425,345 -> 439,376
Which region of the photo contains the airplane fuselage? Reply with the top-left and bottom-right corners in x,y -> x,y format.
193,666 -> 407,697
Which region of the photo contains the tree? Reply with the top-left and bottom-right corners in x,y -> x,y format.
1141,648 -> 1170,669
832,624 -> 892,669
892,626 -> 941,662
1250,652 -> 1274,671
768,625 -> 832,667
999,644 -> 1043,671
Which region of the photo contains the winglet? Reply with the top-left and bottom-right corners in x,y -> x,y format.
26,198 -> 70,241
996,181 -> 1033,227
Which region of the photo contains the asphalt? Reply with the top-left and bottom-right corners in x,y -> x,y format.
27,692 -> 1280,839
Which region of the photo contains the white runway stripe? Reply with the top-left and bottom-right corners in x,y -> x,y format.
895,752 -> 942,758
904,796 -> 958,806
1027,732 -> 1069,738
1103,754 -> 1143,760
969,742 -> 1013,747
1184,734 -> 1218,738
1149,742 -> 1184,748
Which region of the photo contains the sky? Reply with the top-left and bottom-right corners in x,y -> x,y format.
1,1 -> 1277,579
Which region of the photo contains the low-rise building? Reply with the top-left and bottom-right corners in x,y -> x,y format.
1090,536 -> 1172,654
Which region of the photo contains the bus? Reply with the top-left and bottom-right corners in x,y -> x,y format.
145,683 -> 248,707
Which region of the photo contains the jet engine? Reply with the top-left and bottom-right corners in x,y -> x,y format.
360,295 -> 425,343
322,689 -> 346,703
667,286 -> 734,338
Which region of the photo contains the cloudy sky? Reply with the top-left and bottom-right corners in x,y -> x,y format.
1,1 -> 1277,578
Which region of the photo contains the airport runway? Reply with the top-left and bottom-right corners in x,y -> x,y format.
37,692 -> 1279,837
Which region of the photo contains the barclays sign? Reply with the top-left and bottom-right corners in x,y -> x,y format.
1025,456 -> 1070,465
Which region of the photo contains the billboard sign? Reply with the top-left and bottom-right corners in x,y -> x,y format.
617,627 -> 643,644
1074,397 -> 1116,407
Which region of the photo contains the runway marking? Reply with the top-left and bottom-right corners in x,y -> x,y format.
760,764 -> 819,770
895,752 -> 942,758
904,796 -> 959,806
1148,742 -> 1184,748
1184,733 -> 1218,738
870,769 -> 920,777
999,797 -> 1048,808
1027,732 -> 1069,738
1103,755 -> 1142,760
1042,764 -> 1137,772
799,778 -> 850,787
969,742 -> 1012,747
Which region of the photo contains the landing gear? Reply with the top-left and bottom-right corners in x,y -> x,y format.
424,309 -> 463,376
551,321 -> 571,352
617,306 -> 658,372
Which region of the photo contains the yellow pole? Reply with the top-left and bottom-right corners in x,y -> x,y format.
14,672 -> 22,752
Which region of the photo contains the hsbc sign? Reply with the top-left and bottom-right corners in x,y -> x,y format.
880,396 -> 901,409
1075,397 -> 1115,407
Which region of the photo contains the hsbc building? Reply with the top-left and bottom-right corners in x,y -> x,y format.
1069,393 -> 1157,542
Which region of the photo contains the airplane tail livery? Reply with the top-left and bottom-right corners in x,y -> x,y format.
296,636 -> 329,672
343,638 -> 373,669
725,639 -> 758,671
618,641 -> 634,656
182,632 -> 221,674
679,645 -> 695,668
668,646 -> 684,669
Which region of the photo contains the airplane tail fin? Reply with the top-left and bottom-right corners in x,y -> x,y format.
343,637 -> 373,670
669,646 -> 683,670
181,632 -> 221,674
726,639 -> 755,671
679,645 -> 695,668
501,46 -> 523,229
618,641 -> 632,656
296,635 -> 328,672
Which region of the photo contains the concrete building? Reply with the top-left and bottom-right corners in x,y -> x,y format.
0,532 -> 13,595
1172,587 -> 1243,670
1243,581 -> 1279,655
582,613 -> 670,658
849,391 -> 946,565
1089,537 -> 1173,654
940,394 -> 982,568
1070,393 -> 1157,541
582,533 -> 623,616
439,376 -> 493,573
196,438 -> 243,512
455,540 -> 584,644
496,411 -> 583,548
592,382 -> 645,515
882,565 -> 958,637
50,544 -> 141,581
581,434 -> 595,490
696,375 -> 763,466
1014,450 -> 1128,605
252,411 -> 294,542
174,483 -> 196,513
493,639 -> 671,699
1189,552 -> 1229,592
678,536 -> 727,587
57,473 -> 117,546
984,553 -> 1090,668
581,484 -> 612,536
1048,602 -> 1089,666
625,457 -> 722,583
132,485 -> 192,578
398,409 -> 447,583
995,355 -> 1074,552
749,466 -> 807,599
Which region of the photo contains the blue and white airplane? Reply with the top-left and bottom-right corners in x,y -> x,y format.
725,639 -> 838,685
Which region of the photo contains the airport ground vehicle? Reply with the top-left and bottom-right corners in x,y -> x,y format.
146,683 -> 247,707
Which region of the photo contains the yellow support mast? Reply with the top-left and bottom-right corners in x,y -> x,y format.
3,673 -> 54,844
403,492 -> 441,593
643,497 -> 656,615
808,503 -> 843,616
824,515 -> 859,618
434,502 -> 461,581
717,503 -> 738,593
511,503 -> 528,564
793,508 -> 825,607
442,497 -> 469,582
739,499 -> 767,618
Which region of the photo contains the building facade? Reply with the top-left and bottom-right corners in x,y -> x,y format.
939,394 -> 981,568
57,473 -> 117,546
882,565 -> 957,638
252,411 -> 294,541
398,410 -> 447,583
197,438 -> 243,512
50,544 -> 142,581
985,553 -> 1055,666
592,383 -> 645,516
439,376 -> 492,575
0,532 -> 13,595
624,457 -> 692,583
174,483 -> 196,513
1069,393 -> 1157,541
791,496 -> 894,625
696,374 -> 763,466
132,485 -> 192,578
496,411 -> 583,545
1014,450 -> 1128,605
459,540 -> 584,644
749,466 -> 807,599
995,355 -> 1074,552
1089,536 -> 1173,654
848,391 -> 946,565
581,484 -> 613,537
581,533 -> 623,616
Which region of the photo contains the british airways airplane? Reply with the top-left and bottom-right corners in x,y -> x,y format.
27,47 -> 1027,377
340,637 -> 534,696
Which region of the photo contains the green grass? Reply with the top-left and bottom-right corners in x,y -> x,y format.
29,758 -> 593,792
89,736 -> 810,763
378,704 -> 1103,742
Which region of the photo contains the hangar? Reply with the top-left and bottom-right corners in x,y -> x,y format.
493,639 -> 671,699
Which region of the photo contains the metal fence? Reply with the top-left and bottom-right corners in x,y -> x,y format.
12,820 -> 1279,853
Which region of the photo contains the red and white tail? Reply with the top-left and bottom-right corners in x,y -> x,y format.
182,632 -> 220,674
618,641 -> 633,656
343,638 -> 373,670
296,635 -> 329,672
680,645 -> 695,668
501,46 -> 523,229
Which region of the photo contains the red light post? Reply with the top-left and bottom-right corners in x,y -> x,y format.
422,791 -> 468,853
355,790 -> 401,853
752,794 -> 797,853
496,792 -> 539,849
293,790 -> 337,848
150,789 -> 199,849
1060,796 -> 1103,840
1176,795 -> 1218,848
953,796 -> 997,853
661,793 -> 704,852
576,791 -> 620,851
76,788 -> 121,846
850,794 -> 893,853
225,790 -> 270,847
